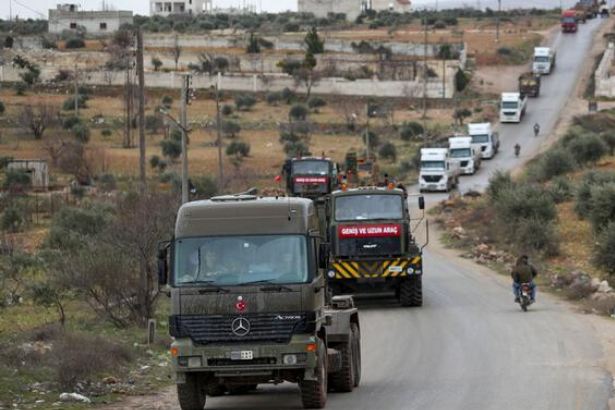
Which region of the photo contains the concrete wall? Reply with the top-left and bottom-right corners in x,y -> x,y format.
7,160 -> 49,189
595,43 -> 615,98
298,0 -> 364,21
48,10 -> 133,35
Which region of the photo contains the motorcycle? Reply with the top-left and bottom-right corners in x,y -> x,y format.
533,123 -> 540,137
514,144 -> 521,157
518,282 -> 534,312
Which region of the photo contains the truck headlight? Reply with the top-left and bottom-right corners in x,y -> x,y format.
283,354 -> 307,365
327,270 -> 336,279
188,357 -> 202,368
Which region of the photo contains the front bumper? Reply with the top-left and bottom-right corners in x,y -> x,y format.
171,334 -> 317,375
328,256 -> 423,281
419,180 -> 448,192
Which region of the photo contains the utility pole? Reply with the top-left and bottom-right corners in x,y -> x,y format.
180,74 -> 191,204
215,82 -> 224,192
365,102 -> 371,160
422,14 -> 428,146
496,0 -> 501,43
74,64 -> 79,116
136,29 -> 146,194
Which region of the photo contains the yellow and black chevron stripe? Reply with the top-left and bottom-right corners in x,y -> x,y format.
331,257 -> 422,280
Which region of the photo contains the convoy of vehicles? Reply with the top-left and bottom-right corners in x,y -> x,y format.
561,9 -> 579,31
500,92 -> 527,123
574,0 -> 600,20
468,123 -> 500,159
518,72 -> 541,97
326,187 -> 427,306
532,47 -> 556,75
282,157 -> 340,200
418,148 -> 461,192
448,136 -> 482,175
159,195 -> 362,410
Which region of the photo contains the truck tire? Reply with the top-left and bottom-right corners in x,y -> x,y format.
300,339 -> 327,409
177,373 -> 206,410
206,384 -> 226,397
351,323 -> 361,388
328,334 -> 355,392
400,276 -> 423,307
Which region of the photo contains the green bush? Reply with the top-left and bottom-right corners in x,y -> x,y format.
289,104 -> 308,121
226,141 -> 251,158
71,124 -> 91,144
65,37 -> 86,49
566,134 -> 607,166
362,130 -> 380,148
3,170 -> 31,190
574,170 -> 615,218
400,122 -> 424,142
221,121 -> 241,138
547,177 -> 573,204
266,92 -> 282,106
62,95 -> 88,111
307,96 -> 327,112
221,104 -> 233,116
191,175 -> 218,198
234,94 -> 257,111
600,131 -> 615,155
1,209 -> 25,232
589,183 -> 615,232
161,95 -> 173,108
97,174 -> 117,192
282,87 -> 296,104
487,170 -> 514,202
378,142 -> 397,161
592,221 -> 615,275
62,115 -> 82,130
161,139 -> 182,161
45,204 -> 113,250
512,217 -> 560,257
284,141 -> 310,157
497,47 -> 512,55
150,155 -> 161,169
101,129 -> 113,139
531,147 -> 577,181
494,184 -> 557,224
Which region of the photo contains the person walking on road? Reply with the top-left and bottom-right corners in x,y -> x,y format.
533,122 -> 540,137
511,255 -> 538,303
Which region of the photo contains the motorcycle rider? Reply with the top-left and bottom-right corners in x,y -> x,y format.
511,255 -> 537,303
514,143 -> 521,157
533,122 -> 540,137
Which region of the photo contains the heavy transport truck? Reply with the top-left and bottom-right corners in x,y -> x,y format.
282,156 -> 340,200
326,186 -> 428,307
500,92 -> 527,123
518,72 -> 541,97
561,9 -> 579,32
157,195 -> 361,409
418,148 -> 461,192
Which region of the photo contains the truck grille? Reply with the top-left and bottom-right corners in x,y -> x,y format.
422,175 -> 442,183
337,237 -> 402,257
460,161 -> 469,167
169,312 -> 313,345
208,358 -> 276,366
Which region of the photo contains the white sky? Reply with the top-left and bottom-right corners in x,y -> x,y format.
0,0 -> 584,20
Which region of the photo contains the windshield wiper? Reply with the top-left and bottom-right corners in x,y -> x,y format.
241,279 -> 293,292
192,280 -> 230,293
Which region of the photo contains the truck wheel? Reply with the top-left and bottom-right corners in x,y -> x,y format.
177,373 -> 206,410
400,276 -> 423,307
351,323 -> 361,388
206,384 -> 226,397
300,339 -> 327,409
329,332 -> 355,392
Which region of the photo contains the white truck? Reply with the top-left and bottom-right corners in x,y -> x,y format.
500,92 -> 527,123
532,47 -> 556,74
468,122 -> 500,159
448,136 -> 482,175
418,148 -> 460,193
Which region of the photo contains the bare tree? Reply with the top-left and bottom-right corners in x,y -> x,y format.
334,98 -> 364,131
293,68 -> 322,101
172,35 -> 182,69
19,103 -> 58,140
43,136 -> 66,167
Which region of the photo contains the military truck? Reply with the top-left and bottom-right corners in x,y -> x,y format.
157,195 -> 361,410
282,157 -> 339,200
325,186 -> 427,307
518,72 -> 541,97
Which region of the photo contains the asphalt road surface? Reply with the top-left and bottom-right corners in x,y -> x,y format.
108,17 -> 614,410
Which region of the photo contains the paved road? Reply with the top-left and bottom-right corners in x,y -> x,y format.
109,17 -> 615,410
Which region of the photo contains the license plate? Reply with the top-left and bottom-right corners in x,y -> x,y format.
428,185 -> 436,190
231,350 -> 253,360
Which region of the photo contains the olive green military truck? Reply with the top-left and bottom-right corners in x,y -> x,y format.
326,187 -> 428,307
157,195 -> 361,410
282,157 -> 340,200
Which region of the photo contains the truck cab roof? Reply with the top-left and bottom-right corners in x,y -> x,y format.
175,196 -> 317,237
501,92 -> 521,101
468,123 -> 492,135
534,47 -> 550,56
448,136 -> 473,147
331,186 -> 405,197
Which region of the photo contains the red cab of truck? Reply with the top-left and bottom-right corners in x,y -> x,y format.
562,9 -> 578,32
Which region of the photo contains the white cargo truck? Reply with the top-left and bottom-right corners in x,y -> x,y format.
448,136 -> 482,175
532,47 -> 556,74
500,92 -> 527,123
418,148 -> 460,192
468,123 -> 500,159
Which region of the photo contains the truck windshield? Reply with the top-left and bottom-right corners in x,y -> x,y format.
420,160 -> 446,170
534,56 -> 550,63
292,160 -> 330,175
335,194 -> 403,221
562,17 -> 576,22
502,101 -> 518,109
450,148 -> 472,158
173,235 -> 309,286
471,134 -> 490,143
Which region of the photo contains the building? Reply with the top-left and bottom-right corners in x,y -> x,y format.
7,160 -> 49,190
150,0 -> 211,16
48,4 -> 133,36
298,0 -> 411,21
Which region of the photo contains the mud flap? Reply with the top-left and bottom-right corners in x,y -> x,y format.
327,348 -> 342,373
304,367 -> 317,381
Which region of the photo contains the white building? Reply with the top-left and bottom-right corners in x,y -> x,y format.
48,4 -> 133,36
298,0 -> 411,21
150,0 -> 211,15
7,160 -> 49,189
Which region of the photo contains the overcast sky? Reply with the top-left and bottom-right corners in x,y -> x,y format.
0,0 -> 582,20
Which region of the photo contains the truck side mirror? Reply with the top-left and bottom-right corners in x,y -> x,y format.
418,196 -> 425,210
318,243 -> 330,269
157,242 -> 170,286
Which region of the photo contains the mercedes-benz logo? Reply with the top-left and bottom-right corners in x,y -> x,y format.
231,317 -> 251,337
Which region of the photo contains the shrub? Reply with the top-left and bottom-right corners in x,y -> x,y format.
453,108 -> 472,125
547,177 -> 573,204
221,104 -> 234,116
487,170 -> 514,201
65,37 -> 86,49
266,92 -> 282,106
284,141 -> 310,157
97,174 -> 116,192
600,131 -> 615,155
362,130 -> 380,148
71,124 -> 90,144
150,155 -> 161,169
161,95 -> 173,108
62,95 -> 88,111
226,141 -> 251,158
308,96 -> 327,112
574,170 -> 615,218
213,57 -> 229,73
455,69 -> 469,92
191,175 -> 218,198
289,104 -> 308,121
161,139 -> 182,161
566,134 -> 608,166
45,204 -> 112,250
1,209 -> 25,232
400,122 -> 424,141
593,222 -> 615,275
145,115 -> 163,134
234,94 -> 257,111
151,57 -> 163,71
62,115 -> 82,130
494,184 -> 557,224
378,142 -> 397,161
497,47 -> 512,55
221,121 -> 241,138
531,147 -> 577,181
101,129 -> 113,139
282,87 -> 296,104
589,183 -> 615,232
3,170 -> 31,190
512,217 -> 560,256
14,83 -> 27,96
434,20 -> 447,29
